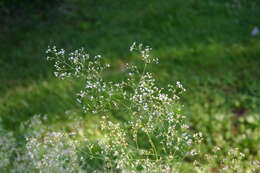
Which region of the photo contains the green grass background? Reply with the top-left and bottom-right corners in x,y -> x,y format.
0,0 -> 259,168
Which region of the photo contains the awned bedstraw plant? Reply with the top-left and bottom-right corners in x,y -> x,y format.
1,43 -> 258,172
45,43 -> 203,172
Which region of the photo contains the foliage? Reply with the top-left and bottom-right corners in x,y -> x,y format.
0,0 -> 260,172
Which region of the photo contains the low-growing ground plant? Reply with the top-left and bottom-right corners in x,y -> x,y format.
0,115 -> 85,173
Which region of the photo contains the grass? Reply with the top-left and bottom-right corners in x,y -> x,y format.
0,0 -> 259,171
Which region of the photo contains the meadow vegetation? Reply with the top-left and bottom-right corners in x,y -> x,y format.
0,0 -> 259,172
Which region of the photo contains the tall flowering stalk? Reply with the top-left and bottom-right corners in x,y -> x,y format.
46,43 -> 202,172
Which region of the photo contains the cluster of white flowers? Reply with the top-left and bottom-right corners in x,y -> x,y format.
24,131 -> 83,173
46,46 -> 106,80
46,43 -> 205,172
0,115 -> 88,173
194,146 -> 259,173
130,42 -> 158,64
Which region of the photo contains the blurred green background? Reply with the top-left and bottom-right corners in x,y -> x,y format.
0,0 -> 259,167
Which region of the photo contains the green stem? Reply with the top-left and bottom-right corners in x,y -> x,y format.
147,133 -> 159,161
